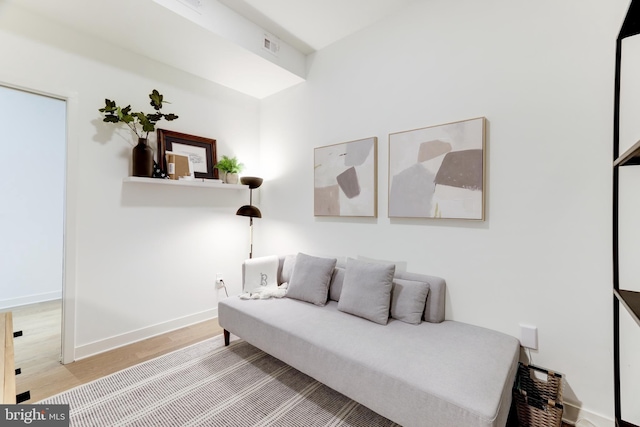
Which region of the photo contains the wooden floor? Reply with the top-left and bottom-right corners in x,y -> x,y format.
9,300 -> 222,403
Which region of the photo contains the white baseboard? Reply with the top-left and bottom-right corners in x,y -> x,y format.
563,401 -> 615,427
74,308 -> 218,361
0,291 -> 62,310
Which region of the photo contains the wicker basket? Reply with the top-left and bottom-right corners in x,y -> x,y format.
513,363 -> 563,427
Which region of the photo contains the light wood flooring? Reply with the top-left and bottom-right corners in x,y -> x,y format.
8,300 -> 222,403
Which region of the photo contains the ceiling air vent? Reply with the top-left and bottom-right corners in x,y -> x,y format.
263,33 -> 280,57
177,0 -> 202,11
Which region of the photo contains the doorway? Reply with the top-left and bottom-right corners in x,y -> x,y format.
0,85 -> 66,369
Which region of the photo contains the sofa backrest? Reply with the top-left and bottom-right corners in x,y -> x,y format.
276,255 -> 446,323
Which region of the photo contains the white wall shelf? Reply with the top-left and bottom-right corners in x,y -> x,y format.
123,177 -> 248,190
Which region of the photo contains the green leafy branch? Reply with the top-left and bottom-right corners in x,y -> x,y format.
99,89 -> 179,139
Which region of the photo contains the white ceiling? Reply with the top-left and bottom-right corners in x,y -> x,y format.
13,0 -> 413,98
218,0 -> 414,54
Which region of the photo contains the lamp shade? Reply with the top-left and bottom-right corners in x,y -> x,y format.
236,205 -> 262,218
240,176 -> 263,189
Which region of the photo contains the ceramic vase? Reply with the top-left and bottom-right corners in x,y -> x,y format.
225,172 -> 239,184
132,137 -> 153,177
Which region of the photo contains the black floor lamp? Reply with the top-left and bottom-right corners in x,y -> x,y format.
236,176 -> 263,259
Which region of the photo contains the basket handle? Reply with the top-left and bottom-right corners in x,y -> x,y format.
523,363 -> 562,379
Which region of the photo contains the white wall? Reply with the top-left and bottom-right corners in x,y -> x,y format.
259,0 -> 628,424
0,4 -> 260,358
0,86 -> 65,309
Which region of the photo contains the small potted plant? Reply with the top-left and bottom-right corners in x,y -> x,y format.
98,89 -> 179,177
214,155 -> 244,184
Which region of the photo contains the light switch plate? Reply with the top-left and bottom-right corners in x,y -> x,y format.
520,324 -> 538,350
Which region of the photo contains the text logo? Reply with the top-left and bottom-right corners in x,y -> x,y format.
1,405 -> 69,426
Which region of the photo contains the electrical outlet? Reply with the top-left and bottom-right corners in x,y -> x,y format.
216,273 -> 224,287
519,324 -> 538,350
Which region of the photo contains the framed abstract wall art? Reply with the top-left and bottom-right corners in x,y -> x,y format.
388,117 -> 486,220
314,137 -> 377,217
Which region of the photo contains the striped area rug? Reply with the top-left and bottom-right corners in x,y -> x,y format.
39,335 -> 398,426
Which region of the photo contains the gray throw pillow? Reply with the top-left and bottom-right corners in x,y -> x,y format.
338,258 -> 395,325
390,279 -> 429,325
280,254 -> 296,284
329,267 -> 345,301
286,253 -> 337,306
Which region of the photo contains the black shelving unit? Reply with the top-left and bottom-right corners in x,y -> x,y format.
613,2 -> 640,427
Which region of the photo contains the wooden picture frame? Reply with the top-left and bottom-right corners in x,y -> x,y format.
157,129 -> 218,179
388,117 -> 486,220
314,137 -> 377,217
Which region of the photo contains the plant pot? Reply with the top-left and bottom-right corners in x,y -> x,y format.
225,172 -> 239,184
132,138 -> 153,177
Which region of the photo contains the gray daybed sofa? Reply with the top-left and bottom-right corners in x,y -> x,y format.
218,254 -> 520,427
